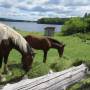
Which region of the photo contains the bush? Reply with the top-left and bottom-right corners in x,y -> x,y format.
61,17 -> 88,35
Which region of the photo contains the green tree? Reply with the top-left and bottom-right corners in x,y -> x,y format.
61,17 -> 88,35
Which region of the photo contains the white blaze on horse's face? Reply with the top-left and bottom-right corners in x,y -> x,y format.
22,54 -> 33,73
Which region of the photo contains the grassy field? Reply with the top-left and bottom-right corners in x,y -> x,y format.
0,30 -> 90,90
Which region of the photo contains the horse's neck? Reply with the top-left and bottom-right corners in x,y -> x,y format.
51,43 -> 60,49
47,37 -> 61,44
12,40 -> 33,56
12,42 -> 24,55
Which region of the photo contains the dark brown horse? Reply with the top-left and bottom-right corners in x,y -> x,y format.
25,35 -> 65,63
0,23 -> 34,81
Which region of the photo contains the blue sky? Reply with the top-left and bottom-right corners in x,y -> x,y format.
0,0 -> 90,20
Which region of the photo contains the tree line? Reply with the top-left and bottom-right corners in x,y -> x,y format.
61,13 -> 90,35
37,18 -> 69,25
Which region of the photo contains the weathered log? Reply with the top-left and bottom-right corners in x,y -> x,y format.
2,64 -> 88,90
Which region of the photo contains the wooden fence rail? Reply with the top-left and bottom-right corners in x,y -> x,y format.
2,64 -> 88,90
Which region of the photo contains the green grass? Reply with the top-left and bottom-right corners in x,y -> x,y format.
0,30 -> 90,90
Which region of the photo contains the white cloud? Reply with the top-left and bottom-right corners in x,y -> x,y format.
26,0 -> 48,5
0,0 -> 90,20
64,0 -> 90,6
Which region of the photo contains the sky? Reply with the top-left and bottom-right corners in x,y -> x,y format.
0,0 -> 90,21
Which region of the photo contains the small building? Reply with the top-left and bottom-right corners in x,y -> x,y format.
44,27 -> 55,36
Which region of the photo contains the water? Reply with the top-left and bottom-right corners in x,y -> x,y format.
0,21 -> 62,32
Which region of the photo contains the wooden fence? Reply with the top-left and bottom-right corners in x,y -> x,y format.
2,64 -> 88,90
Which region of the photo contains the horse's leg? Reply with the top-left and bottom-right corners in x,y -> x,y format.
0,56 -> 3,69
3,53 -> 12,76
58,49 -> 61,57
0,56 -> 3,78
0,56 -> 6,82
43,50 -> 48,63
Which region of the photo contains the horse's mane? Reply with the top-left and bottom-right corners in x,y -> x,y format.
0,23 -> 28,53
47,37 -> 62,45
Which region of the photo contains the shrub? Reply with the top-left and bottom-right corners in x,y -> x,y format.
61,17 -> 88,35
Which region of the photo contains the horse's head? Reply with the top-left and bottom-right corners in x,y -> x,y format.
21,50 -> 35,73
58,44 -> 65,57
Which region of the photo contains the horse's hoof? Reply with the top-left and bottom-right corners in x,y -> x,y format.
48,69 -> 54,74
1,77 -> 6,82
8,71 -> 12,76
2,71 -> 12,76
22,75 -> 28,80
0,75 -> 6,82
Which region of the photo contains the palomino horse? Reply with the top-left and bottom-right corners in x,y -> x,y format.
0,23 -> 34,81
25,35 -> 65,63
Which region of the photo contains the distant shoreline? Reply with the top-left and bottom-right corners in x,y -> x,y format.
0,18 -> 63,25
0,18 -> 37,22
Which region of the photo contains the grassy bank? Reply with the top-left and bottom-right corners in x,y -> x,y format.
0,30 -> 90,90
